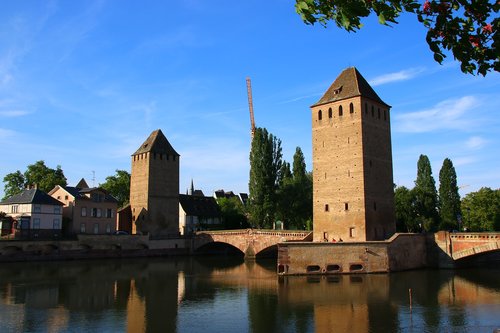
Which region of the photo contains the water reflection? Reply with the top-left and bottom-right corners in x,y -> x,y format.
0,258 -> 498,333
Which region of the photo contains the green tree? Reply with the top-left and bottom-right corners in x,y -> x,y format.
461,187 -> 500,231
2,170 -> 25,199
248,127 -> 283,228
438,158 -> 461,230
295,0 -> 499,75
217,196 -> 249,229
394,186 -> 419,232
24,161 -> 67,193
413,154 -> 439,231
276,148 -> 313,230
100,169 -> 131,208
3,161 -> 67,199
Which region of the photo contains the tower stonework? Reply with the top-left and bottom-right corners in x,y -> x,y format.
130,129 -> 180,237
311,67 -> 395,242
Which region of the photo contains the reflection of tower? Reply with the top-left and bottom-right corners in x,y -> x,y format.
311,67 -> 395,241
126,280 -> 146,333
130,129 -> 180,236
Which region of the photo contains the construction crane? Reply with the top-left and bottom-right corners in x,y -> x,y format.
246,77 -> 256,139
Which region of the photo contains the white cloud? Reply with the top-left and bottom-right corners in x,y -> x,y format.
369,67 -> 425,86
0,128 -> 16,138
394,96 -> 477,133
0,110 -> 30,117
465,136 -> 487,150
453,156 -> 477,166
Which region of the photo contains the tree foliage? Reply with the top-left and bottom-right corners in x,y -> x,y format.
438,158 -> 461,230
276,148 -> 313,230
3,161 -> 67,199
100,170 -> 131,208
461,187 -> 499,231
295,0 -> 499,75
248,128 -> 283,228
413,154 -> 439,231
394,186 -> 419,232
217,196 -> 249,229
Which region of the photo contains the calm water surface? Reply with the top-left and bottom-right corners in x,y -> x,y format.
0,257 -> 499,333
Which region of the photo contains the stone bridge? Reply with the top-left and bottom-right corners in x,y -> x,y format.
193,229 -> 312,259
433,231 -> 500,263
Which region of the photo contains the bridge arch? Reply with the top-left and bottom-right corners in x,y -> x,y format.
194,229 -> 312,259
195,241 -> 245,256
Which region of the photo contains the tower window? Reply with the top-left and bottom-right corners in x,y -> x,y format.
339,105 -> 343,116
325,204 -> 329,212
318,110 -> 322,120
328,108 -> 332,118
371,106 -> 374,117
349,227 -> 355,238
378,108 -> 381,119
365,103 -> 368,114
374,202 -> 377,211
345,202 -> 349,210
384,110 -> 387,121
349,103 -> 354,114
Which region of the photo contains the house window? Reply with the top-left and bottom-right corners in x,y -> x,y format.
11,205 -> 18,213
91,208 -> 98,217
350,103 -> 354,114
81,207 -> 87,217
106,223 -> 111,233
53,219 -> 61,229
97,208 -> 102,218
65,195 -> 68,200
54,206 -> 61,214
349,227 -> 355,238
374,202 -> 377,211
33,218 -> 41,229
328,108 -> 332,118
34,204 -> 41,213
93,223 -> 99,234
325,204 -> 329,212
339,105 -> 343,116
318,110 -> 322,120
80,223 -> 86,233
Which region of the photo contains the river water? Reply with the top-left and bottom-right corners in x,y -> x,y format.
0,256 -> 499,333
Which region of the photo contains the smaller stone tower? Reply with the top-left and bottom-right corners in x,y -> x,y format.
311,67 -> 395,242
130,129 -> 180,236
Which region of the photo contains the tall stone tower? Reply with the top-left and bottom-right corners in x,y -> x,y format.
311,67 -> 395,242
130,129 -> 180,236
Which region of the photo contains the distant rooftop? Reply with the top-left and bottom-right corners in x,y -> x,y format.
0,188 -> 63,206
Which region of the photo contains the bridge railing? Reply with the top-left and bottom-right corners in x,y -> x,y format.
450,233 -> 500,240
195,229 -> 311,239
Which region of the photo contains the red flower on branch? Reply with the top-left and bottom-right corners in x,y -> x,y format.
423,0 -> 431,14
482,24 -> 493,34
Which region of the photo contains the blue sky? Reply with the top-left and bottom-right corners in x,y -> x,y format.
0,0 -> 498,199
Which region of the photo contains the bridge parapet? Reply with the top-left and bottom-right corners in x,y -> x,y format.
193,229 -> 312,258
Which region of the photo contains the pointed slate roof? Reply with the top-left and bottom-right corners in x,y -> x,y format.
0,188 -> 63,206
133,129 -> 179,156
312,67 -> 389,107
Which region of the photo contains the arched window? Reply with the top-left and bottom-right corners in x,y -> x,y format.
318,110 -> 322,120
328,108 -> 332,118
349,103 -> 354,114
339,105 -> 343,116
